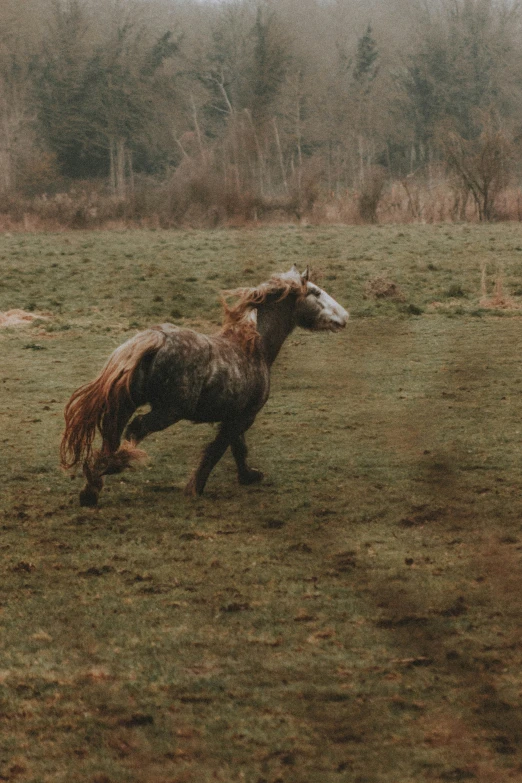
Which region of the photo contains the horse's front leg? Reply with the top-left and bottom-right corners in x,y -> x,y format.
184,425 -> 232,497
230,432 -> 264,485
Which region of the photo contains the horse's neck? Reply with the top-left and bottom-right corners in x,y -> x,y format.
256,299 -> 296,366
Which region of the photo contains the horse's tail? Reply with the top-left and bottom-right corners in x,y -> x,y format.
60,327 -> 166,472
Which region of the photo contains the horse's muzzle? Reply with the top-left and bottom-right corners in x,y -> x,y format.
329,312 -> 349,331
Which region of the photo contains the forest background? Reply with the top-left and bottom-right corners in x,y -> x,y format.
2,0 -> 522,229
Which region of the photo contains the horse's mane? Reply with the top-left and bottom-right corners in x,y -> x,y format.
220,273 -> 309,353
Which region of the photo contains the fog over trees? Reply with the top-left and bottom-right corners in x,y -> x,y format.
1,0 -> 521,225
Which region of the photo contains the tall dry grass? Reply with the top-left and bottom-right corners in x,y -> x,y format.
2,172 -> 522,231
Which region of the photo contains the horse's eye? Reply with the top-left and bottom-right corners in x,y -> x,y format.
309,288 -> 321,298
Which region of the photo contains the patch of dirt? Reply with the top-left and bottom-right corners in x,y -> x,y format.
364,275 -> 405,301
0,309 -> 50,327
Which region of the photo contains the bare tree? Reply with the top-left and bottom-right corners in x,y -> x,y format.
440,114 -> 513,221
0,41 -> 40,195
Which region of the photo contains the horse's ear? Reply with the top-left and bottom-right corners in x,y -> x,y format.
301,267 -> 310,282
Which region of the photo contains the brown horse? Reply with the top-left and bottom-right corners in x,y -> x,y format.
60,266 -> 348,506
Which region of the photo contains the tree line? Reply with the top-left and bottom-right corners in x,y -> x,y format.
1,0 -> 521,226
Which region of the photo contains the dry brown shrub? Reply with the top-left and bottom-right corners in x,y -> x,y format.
357,165 -> 387,223
158,157 -> 306,227
3,168 -> 522,231
479,263 -> 521,310
491,186 -> 522,221
440,115 -> 513,221
364,274 -> 406,302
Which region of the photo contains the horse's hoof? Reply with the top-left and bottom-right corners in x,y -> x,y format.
184,479 -> 199,497
239,469 -> 264,485
184,487 -> 202,498
79,487 -> 99,507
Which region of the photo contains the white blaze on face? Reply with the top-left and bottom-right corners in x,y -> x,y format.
307,283 -> 349,331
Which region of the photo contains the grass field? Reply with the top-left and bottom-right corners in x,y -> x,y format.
2,224 -> 522,782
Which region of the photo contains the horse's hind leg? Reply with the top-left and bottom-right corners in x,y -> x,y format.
125,406 -> 180,443
80,406 -> 181,507
79,399 -> 136,508
230,432 -> 263,485
79,461 -> 104,508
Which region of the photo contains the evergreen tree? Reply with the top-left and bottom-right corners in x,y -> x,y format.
195,2 -> 253,134
36,3 -> 179,186
36,0 -> 94,177
81,24 -> 179,193
249,5 -> 290,129
353,24 -> 379,87
398,0 -> 521,156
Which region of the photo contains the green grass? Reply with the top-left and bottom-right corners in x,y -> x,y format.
1,225 -> 522,782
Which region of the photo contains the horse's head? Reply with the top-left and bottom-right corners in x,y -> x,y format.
282,266 -> 348,332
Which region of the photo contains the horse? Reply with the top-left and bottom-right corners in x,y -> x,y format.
60,265 -> 348,506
